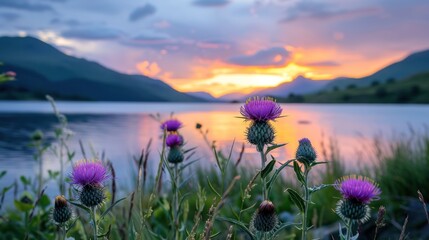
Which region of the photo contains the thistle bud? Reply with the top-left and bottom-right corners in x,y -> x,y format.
336,199 -> 370,223
80,184 -> 105,207
167,147 -> 184,164
251,200 -> 278,232
296,138 -> 317,164
246,121 -> 275,152
53,195 -> 71,223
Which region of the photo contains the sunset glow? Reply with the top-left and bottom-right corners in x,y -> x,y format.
1,0 -> 428,97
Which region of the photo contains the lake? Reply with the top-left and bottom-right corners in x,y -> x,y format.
1,101 -> 429,193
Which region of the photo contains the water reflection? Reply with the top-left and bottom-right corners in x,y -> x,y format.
0,102 -> 428,192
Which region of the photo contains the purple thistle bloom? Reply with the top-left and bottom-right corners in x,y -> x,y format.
335,175 -> 381,204
166,134 -> 183,147
71,160 -> 109,186
161,119 -> 182,132
240,97 -> 282,122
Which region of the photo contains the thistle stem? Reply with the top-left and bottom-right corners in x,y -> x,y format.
259,148 -> 267,200
90,206 -> 98,240
301,164 -> 310,240
173,164 -> 180,240
345,219 -> 353,240
57,224 -> 66,240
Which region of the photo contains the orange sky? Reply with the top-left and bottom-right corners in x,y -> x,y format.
137,46 -> 407,97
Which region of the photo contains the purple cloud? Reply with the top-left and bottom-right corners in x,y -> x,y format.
228,47 -> 291,67
129,4 -> 156,22
62,27 -> 123,40
0,0 -> 53,12
280,1 -> 380,23
193,0 -> 230,7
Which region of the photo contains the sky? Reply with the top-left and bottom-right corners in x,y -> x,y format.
1,0 -> 429,97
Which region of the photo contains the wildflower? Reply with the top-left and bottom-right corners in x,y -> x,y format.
240,97 -> 282,122
241,97 -> 282,151
71,160 -> 109,207
166,134 -> 184,164
53,195 -> 71,224
296,138 -> 317,164
161,119 -> 182,132
251,200 -> 278,232
166,134 -> 183,148
335,176 -> 381,223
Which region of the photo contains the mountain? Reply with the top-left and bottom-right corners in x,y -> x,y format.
0,36 -> 203,102
218,92 -> 247,101
186,91 -> 220,101
325,49 -> 429,90
248,75 -> 329,98
277,71 -> 429,103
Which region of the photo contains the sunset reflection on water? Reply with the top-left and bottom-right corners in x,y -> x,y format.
0,102 -> 428,190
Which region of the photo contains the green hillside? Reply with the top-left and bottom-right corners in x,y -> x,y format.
278,72 -> 429,103
324,49 -> 429,90
0,36 -> 202,102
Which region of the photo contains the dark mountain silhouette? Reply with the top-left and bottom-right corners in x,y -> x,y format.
0,36 -> 203,101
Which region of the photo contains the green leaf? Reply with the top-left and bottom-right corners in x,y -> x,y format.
100,196 -> 127,219
20,176 -> 30,185
311,161 -> 328,167
216,216 -> 255,240
68,201 -> 90,213
266,159 -> 294,195
38,194 -> 50,209
14,200 -> 33,212
206,177 -> 221,198
210,232 -> 221,238
286,188 -> 305,212
0,171 -> 6,179
261,158 -> 276,179
265,143 -> 287,155
293,161 -> 305,184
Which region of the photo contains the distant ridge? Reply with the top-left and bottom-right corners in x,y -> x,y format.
0,36 -> 203,102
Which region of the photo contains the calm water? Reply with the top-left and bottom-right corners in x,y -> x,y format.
1,101 -> 429,194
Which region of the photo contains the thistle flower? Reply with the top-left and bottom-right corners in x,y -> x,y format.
251,200 -> 278,232
296,138 -> 317,164
241,97 -> 281,151
335,176 -> 381,223
53,195 -> 71,224
71,160 -> 109,207
166,134 -> 183,148
161,119 -> 182,132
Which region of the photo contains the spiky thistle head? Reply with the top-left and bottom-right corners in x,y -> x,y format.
161,119 -> 182,132
166,134 -> 183,148
335,175 -> 381,204
240,97 -> 282,122
296,138 -> 317,164
53,195 -> 71,224
251,200 -> 278,233
335,175 -> 381,223
70,160 -> 109,187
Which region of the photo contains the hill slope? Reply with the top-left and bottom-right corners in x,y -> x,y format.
278,72 -> 429,103
0,36 -> 202,102
325,50 -> 429,90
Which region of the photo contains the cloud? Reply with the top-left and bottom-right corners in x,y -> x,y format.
50,18 -> 81,26
0,0 -> 53,12
193,0 -> 230,7
280,1 -> 380,23
62,27 -> 123,40
303,61 -> 340,67
0,12 -> 20,21
228,47 -> 291,67
129,4 -> 156,22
